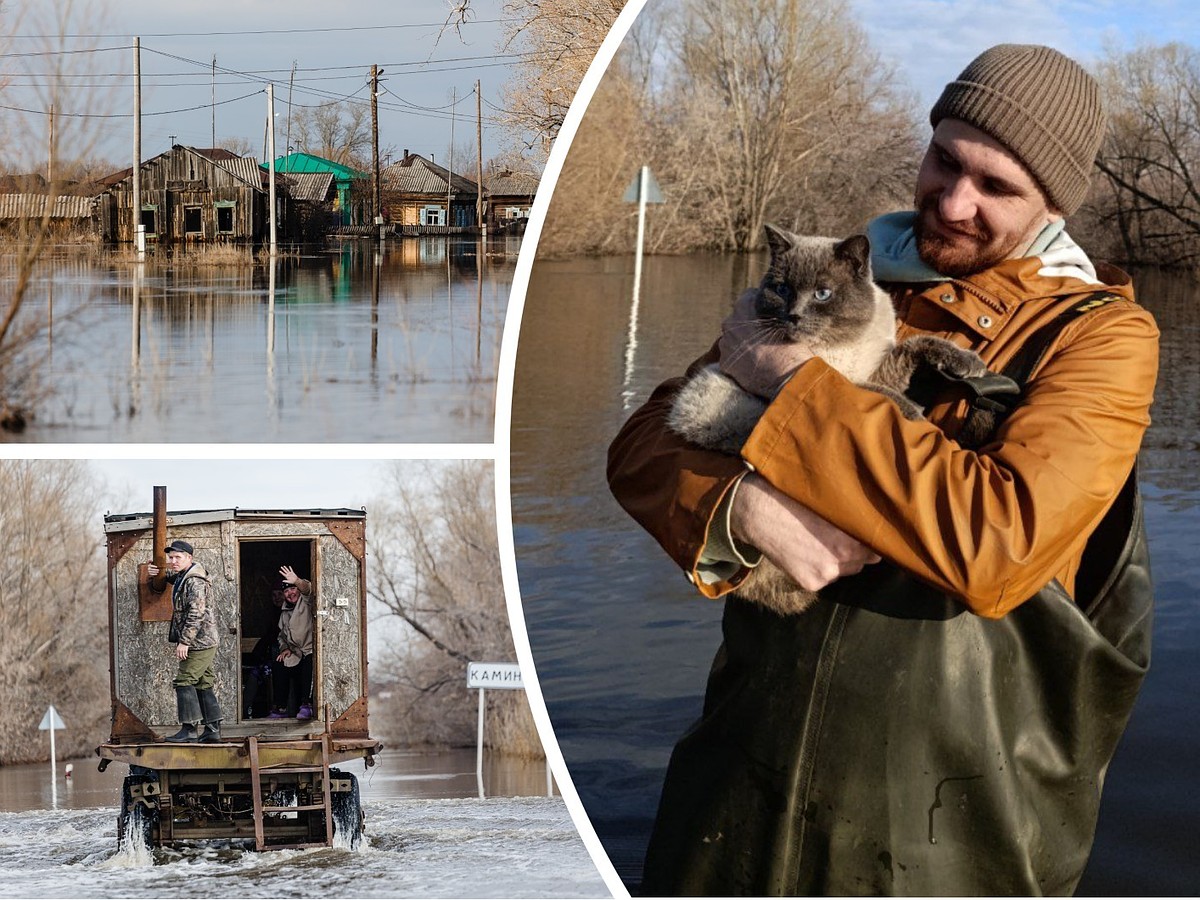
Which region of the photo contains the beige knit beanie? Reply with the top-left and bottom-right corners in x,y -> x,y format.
930,44 -> 1106,215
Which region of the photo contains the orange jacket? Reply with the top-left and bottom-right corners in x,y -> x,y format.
607,256 -> 1159,618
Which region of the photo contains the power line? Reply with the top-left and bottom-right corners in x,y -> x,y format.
3,20 -> 520,39
0,89 -> 264,119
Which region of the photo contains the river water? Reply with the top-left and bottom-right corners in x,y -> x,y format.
1,236 -> 518,443
510,254 -> 1200,895
0,748 -> 607,898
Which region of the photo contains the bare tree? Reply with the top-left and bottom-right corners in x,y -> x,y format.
289,101 -> 372,168
498,0 -> 628,160
535,0 -> 919,257
217,135 -> 256,158
649,0 -> 918,252
369,461 -> 540,755
0,0 -> 115,431
1085,42 -> 1200,265
0,461 -> 110,763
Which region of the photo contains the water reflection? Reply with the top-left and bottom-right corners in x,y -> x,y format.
1,237 -> 516,442
511,254 -> 1200,893
0,749 -> 551,815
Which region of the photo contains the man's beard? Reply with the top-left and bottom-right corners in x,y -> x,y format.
913,197 -> 1021,278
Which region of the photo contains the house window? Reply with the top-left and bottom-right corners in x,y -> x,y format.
140,206 -> 157,237
215,203 -> 235,234
421,205 -> 445,226
184,206 -> 203,235
505,207 -> 524,219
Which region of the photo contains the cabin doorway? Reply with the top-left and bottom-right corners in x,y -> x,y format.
237,538 -> 315,722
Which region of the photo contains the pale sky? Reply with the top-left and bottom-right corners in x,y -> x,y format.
845,0 -> 1200,111
81,453 -> 483,514
2,0 -> 526,168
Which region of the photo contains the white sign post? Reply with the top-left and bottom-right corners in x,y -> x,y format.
621,166 -> 665,409
38,705 -> 66,808
467,662 -> 548,799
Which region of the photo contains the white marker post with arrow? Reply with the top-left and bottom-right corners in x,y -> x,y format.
621,166 -> 665,409
39,705 -> 66,807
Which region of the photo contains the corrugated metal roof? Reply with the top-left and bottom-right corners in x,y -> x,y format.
269,152 -> 367,180
484,170 -> 541,198
0,193 -> 96,219
284,172 -> 335,203
204,152 -> 268,191
381,154 -> 478,195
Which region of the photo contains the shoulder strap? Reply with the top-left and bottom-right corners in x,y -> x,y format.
956,290 -> 1127,435
997,290 -> 1126,389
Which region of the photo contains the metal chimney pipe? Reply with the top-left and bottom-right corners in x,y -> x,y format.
150,485 -> 168,592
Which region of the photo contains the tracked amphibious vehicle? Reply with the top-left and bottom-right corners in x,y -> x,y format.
97,487 -> 381,850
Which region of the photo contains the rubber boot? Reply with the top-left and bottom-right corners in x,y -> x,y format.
166,685 -> 202,742
197,688 -> 223,744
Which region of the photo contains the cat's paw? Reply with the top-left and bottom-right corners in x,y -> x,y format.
903,335 -> 989,380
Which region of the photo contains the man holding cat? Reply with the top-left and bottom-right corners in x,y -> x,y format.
610,43 -> 1159,895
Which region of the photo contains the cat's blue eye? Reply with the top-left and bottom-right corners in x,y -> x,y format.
770,281 -> 793,302
813,288 -> 833,302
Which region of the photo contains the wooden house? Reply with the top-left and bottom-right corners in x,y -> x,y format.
380,151 -> 478,230
268,152 -> 368,229
483,168 -> 541,232
96,145 -> 291,246
0,193 -> 98,234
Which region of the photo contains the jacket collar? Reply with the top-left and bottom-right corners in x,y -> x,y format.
868,211 -> 1134,338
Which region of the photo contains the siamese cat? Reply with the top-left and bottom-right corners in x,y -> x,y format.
668,224 -> 996,615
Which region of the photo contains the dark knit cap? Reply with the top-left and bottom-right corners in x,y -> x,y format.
930,44 -> 1106,215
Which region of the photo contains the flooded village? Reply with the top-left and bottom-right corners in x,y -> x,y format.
0,144 -> 538,442
0,0 -> 550,444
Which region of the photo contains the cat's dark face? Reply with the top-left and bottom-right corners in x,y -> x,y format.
755,225 -> 880,345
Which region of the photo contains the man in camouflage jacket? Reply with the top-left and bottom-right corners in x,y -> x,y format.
149,539 -> 222,743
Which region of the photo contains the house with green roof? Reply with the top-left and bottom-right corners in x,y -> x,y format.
266,152 -> 368,227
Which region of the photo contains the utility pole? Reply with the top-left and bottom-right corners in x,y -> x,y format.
211,55 -> 216,148
267,83 -> 277,256
476,80 -> 483,236
133,37 -> 143,254
286,60 -> 296,164
371,64 -> 382,225
47,104 -> 54,188
448,86 -> 455,227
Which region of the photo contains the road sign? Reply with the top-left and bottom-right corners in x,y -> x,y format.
467,662 -> 523,690
39,705 -> 65,731
623,167 -> 665,204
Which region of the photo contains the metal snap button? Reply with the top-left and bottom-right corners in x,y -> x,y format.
939,293 -> 955,303
978,315 -> 994,328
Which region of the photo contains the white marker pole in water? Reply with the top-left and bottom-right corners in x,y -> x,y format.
621,167 -> 665,409
39,705 -> 66,808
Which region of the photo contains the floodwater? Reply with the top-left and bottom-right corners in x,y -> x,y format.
1,236 -> 518,443
510,255 -> 1200,895
0,749 -> 608,898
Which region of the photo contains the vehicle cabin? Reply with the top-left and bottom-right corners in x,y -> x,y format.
98,490 -> 379,850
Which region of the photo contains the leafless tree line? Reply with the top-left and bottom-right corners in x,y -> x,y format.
1076,42 -> 1200,267
0,461 -> 110,764
368,460 -> 542,756
536,0 -> 921,256
516,0 -> 1200,266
